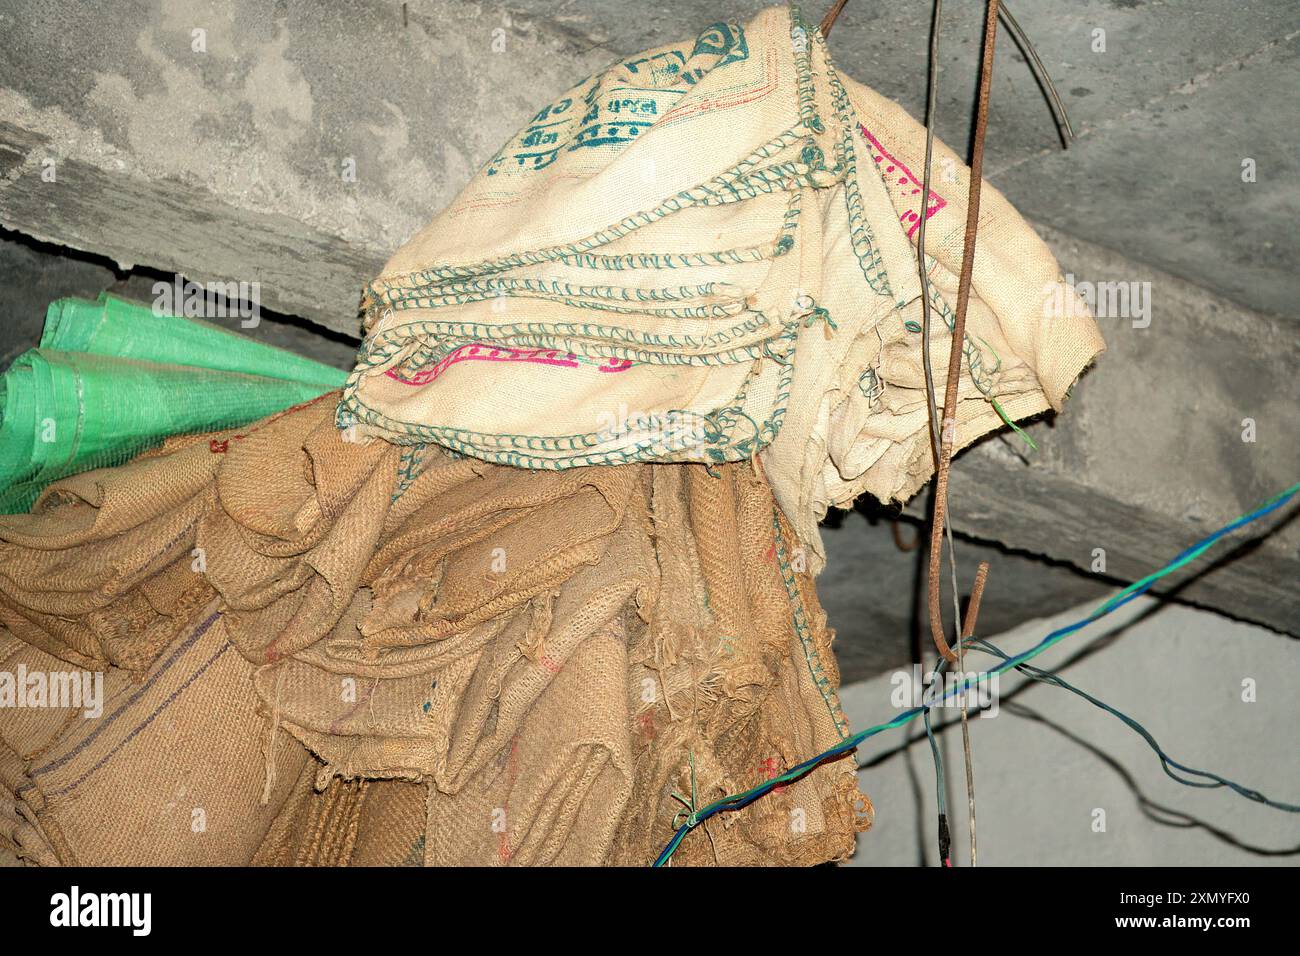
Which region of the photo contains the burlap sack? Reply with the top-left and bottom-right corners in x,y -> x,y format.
251,762 -> 427,867
339,3 -> 1104,566
0,4 -> 1098,866
0,630 -> 82,865
1,610 -> 309,866
0,396 -> 868,865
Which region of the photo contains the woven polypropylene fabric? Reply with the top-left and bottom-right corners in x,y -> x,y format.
0,294 -> 346,514
41,293 -> 344,387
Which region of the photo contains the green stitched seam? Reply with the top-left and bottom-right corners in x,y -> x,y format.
337,325 -> 799,466
361,4 -> 832,303
818,34 -> 892,297
355,315 -> 781,366
380,289 -> 746,322
369,130 -> 810,293
341,6 -> 840,469
772,506 -> 850,739
395,338 -> 765,377
394,277 -> 733,304
340,395 -> 748,467
789,4 -> 825,135
553,246 -> 763,271
391,443 -> 428,502
902,259 -> 1003,397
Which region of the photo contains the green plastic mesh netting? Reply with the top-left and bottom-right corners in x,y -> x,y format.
0,293 -> 346,513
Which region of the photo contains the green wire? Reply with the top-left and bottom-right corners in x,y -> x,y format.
970,637 -> 1300,811
989,396 -> 1039,451
652,479 -> 1300,866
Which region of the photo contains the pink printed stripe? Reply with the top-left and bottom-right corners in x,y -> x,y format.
857,123 -> 946,238
386,343 -> 634,387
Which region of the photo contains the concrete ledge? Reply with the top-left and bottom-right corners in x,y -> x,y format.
1,120 -> 379,333
0,0 -> 617,334
914,224 -> 1300,638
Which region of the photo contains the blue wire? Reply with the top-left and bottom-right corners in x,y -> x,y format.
971,638 -> 1300,812
652,481 -> 1299,866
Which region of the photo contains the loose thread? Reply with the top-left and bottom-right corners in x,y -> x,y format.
990,397 -> 1039,451
261,662 -> 287,806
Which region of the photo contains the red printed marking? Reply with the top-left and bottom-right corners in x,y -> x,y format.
660,46 -> 778,127
328,679 -> 378,735
386,343 -> 633,386
635,710 -> 657,744
760,757 -> 788,794
208,434 -> 250,454
857,124 -> 946,238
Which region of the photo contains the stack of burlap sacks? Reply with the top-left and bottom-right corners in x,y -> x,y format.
0,394 -> 869,866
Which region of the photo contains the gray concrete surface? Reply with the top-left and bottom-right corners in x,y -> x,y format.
907,222 -> 1300,640
817,502 -> 1112,683
0,229 -> 359,371
3,0 -> 1295,325
843,597 -> 1300,865
0,0 -> 619,330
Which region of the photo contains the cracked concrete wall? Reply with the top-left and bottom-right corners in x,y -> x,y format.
3,0 -> 1296,325
0,0 -> 618,327
0,231 -> 359,372
905,222 -> 1300,638
0,0 -> 608,253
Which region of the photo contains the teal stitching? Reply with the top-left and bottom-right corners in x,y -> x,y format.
790,4 -> 825,135
369,130 -> 809,293
337,325 -> 799,467
857,366 -> 885,405
391,443 -> 429,501
355,315 -> 781,365
903,260 -> 1002,397
341,5 -> 835,470
387,277 -> 733,305
380,290 -> 745,322
554,246 -> 764,270
817,30 -> 892,296
772,507 -> 850,739
803,304 -> 837,332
